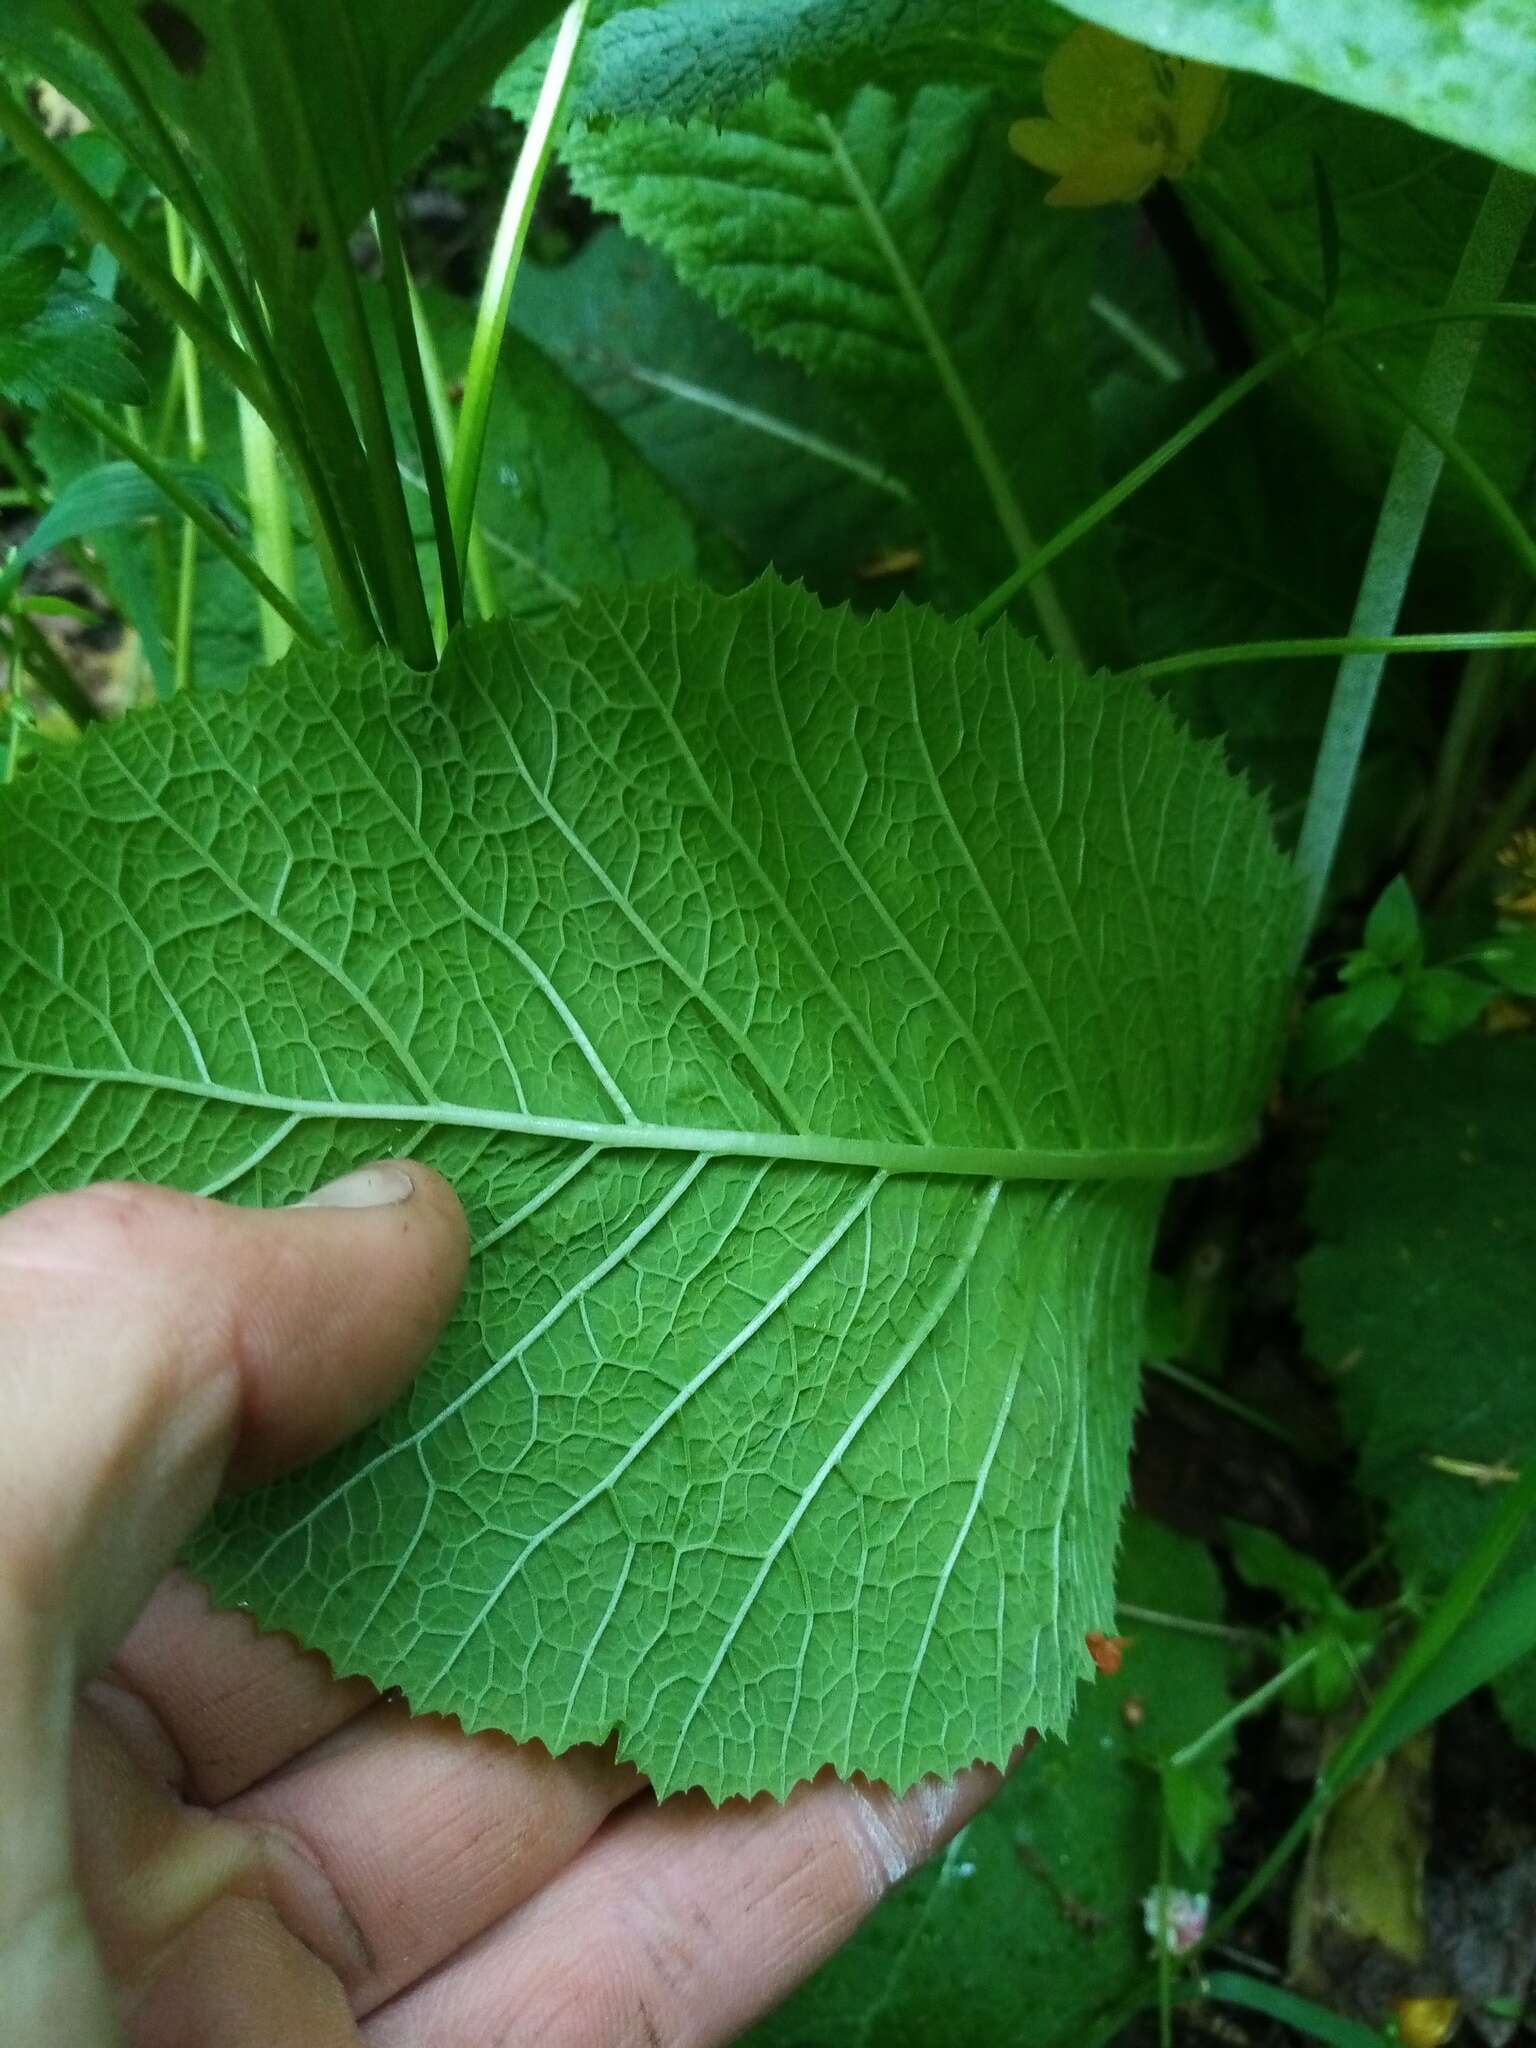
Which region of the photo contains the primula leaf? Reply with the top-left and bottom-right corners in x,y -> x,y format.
384,288 -> 737,621
1300,1035 -> 1536,1744
745,1516 -> 1237,2046
0,244 -> 143,409
0,578 -> 1296,1797
513,228 -> 919,603
504,0 -> 1070,122
1055,0 -> 1536,178
546,81 -> 1116,645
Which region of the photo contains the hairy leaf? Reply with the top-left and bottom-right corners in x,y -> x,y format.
547,81 -> 1116,648
1300,1035 -> 1536,1744
1056,0 -> 1536,177
746,1516 -> 1237,2045
506,0 -> 1070,121
0,243 -> 142,408
0,579 -> 1296,1797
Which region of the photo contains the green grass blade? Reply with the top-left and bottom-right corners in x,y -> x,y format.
450,0 -> 592,597
1290,165 -> 1536,940
1198,1972 -> 1384,2047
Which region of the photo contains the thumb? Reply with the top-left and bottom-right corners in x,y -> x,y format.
0,1160 -> 466,2043
0,1160 -> 468,1677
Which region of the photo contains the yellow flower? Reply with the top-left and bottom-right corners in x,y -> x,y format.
1010,24 -> 1228,207
1497,826 -> 1536,919
1389,1999 -> 1459,2048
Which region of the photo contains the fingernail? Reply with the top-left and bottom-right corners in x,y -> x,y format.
298,1164 -> 416,1211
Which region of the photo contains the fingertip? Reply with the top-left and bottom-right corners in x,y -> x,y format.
224,1158 -> 469,1486
0,1162 -> 469,1677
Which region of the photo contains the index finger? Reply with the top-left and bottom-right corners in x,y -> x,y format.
363,1758 -> 1013,2047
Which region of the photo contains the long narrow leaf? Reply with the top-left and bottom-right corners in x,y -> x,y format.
1199,1973 -> 1384,2048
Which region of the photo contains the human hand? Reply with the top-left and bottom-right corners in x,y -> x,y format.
0,1164 -> 1008,2046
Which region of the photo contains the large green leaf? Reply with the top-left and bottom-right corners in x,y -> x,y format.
745,1516 -> 1237,2046
505,0 -> 1071,121
0,243 -> 142,407
0,0 -> 567,311
394,291 -> 738,618
546,81 -> 1116,650
1189,85 -> 1536,514
513,228 -> 921,603
1300,1035 -> 1536,1743
0,579 -> 1297,1797
1056,0 -> 1536,178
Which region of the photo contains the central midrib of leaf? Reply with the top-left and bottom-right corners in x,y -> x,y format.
0,581 -> 1299,1800
0,580 -> 1298,1203
0,1054 -> 1255,1180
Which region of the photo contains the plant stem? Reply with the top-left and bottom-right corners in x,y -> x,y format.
815,113 -> 1084,667
1117,1603 -> 1273,1651
1353,347 -> 1536,586
971,351 -> 1284,631
61,0 -> 375,652
236,392 -> 298,665
1096,1461 -> 1536,2048
1147,1358 -> 1311,1455
264,19 -> 435,670
1409,595 -> 1525,895
0,420 -> 47,511
113,402 -> 167,704
1090,293 -> 1186,382
1125,629 -> 1536,686
1204,1457 -> 1536,1955
1,701 -> 21,783
1202,162 -> 1536,586
59,395 -> 320,649
407,276 -> 499,625
1443,743 -> 1536,902
1155,1818 -> 1174,2048
0,82 -> 272,422
165,208 -> 208,694
450,0 -> 592,590
330,0 -> 460,642
1293,167 -> 1536,943
970,298 -> 1536,635
1169,1644 -> 1322,1771
375,202 -> 461,641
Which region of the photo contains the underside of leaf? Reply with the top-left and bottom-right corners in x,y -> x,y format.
0,576 -> 1297,1797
